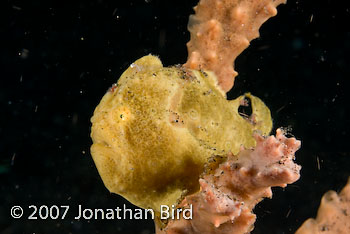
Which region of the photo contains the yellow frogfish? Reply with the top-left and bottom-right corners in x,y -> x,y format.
90,55 -> 272,214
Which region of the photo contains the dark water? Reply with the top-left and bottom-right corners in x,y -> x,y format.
1,0 -> 349,233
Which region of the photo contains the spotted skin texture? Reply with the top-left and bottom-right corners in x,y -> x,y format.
90,55 -> 272,213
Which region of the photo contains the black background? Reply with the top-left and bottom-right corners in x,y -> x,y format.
1,0 -> 350,233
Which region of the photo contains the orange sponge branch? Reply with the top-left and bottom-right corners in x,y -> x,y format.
184,0 -> 286,92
